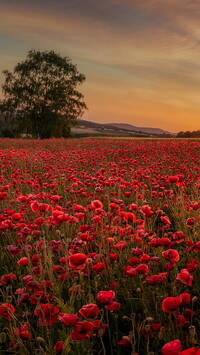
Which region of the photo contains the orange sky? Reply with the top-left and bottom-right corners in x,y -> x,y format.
1,0 -> 200,133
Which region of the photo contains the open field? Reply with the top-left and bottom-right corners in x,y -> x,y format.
0,138 -> 200,355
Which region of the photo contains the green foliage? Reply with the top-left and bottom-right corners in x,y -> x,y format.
0,49 -> 87,138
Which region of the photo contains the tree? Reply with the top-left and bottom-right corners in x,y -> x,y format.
0,49 -> 87,138
176,130 -> 200,138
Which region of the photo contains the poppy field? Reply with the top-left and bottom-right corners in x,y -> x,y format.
0,138 -> 200,355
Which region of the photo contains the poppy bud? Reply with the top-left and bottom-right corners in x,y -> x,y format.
192,296 -> 197,303
189,326 -> 196,336
35,337 -> 45,343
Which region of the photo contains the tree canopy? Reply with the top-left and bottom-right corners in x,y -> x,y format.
176,130 -> 200,138
0,49 -> 87,138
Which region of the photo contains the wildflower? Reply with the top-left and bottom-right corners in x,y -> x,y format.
162,249 -> 180,262
114,241 -> 127,250
162,296 -> 182,313
70,321 -> 93,340
92,319 -> 108,337
162,339 -> 181,354
17,257 -> 29,266
186,218 -> 195,227
79,304 -> 99,319
29,291 -> 53,305
97,290 -> 116,305
176,269 -> 193,286
186,259 -> 198,272
0,273 -> 17,284
123,266 -> 137,277
146,273 -> 167,286
69,253 -> 87,267
135,264 -> 149,274
58,313 -> 79,326
54,341 -> 64,353
105,302 -> 121,311
0,303 -> 15,320
14,323 -> 32,339
92,262 -> 106,273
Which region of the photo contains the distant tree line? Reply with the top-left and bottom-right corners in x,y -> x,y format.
176,130 -> 200,138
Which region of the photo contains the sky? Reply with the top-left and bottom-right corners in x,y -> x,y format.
1,0 -> 200,133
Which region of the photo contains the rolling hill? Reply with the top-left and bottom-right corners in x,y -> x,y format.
72,119 -> 174,137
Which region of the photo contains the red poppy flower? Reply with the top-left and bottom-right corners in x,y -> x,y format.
17,257 -> 29,266
39,203 -> 50,212
118,335 -> 131,347
128,257 -> 140,266
92,262 -> 106,273
168,176 -> 179,183
54,341 -> 64,353
162,296 -> 182,313
190,201 -> 199,210
145,272 -> 167,285
70,321 -> 93,340
29,291 -> 52,305
0,192 -> 8,199
105,301 -> 121,311
150,323 -> 161,331
12,213 -> 22,221
162,339 -> 181,355
79,233 -> 94,241
159,238 -> 172,247
160,216 -> 171,224
51,195 -> 62,202
69,253 -> 87,267
186,259 -> 198,272
79,304 -> 99,319
173,231 -> 185,243
184,308 -> 195,319
14,323 -> 32,339
113,241 -> 127,250
0,303 -> 15,320
123,266 -> 137,277
140,254 -> 151,263
6,245 -> 22,256
97,290 -> 116,305
176,269 -> 193,286
176,314 -> 188,328
131,247 -> 143,256
162,249 -> 180,262
58,313 -> 79,326
31,201 -> 39,212
186,218 -> 195,227
121,212 -> 136,223
179,293 -> 190,306
92,319 -> 108,337
16,291 -> 29,305
141,205 -> 154,218
181,347 -> 200,354
92,215 -> 102,223
0,273 -> 17,284
31,254 -> 41,265
34,217 -> 45,226
91,200 -> 103,209
109,253 -> 119,261
135,264 -> 149,274
164,261 -> 176,271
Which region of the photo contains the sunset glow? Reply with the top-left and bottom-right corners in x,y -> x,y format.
1,0 -> 200,132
